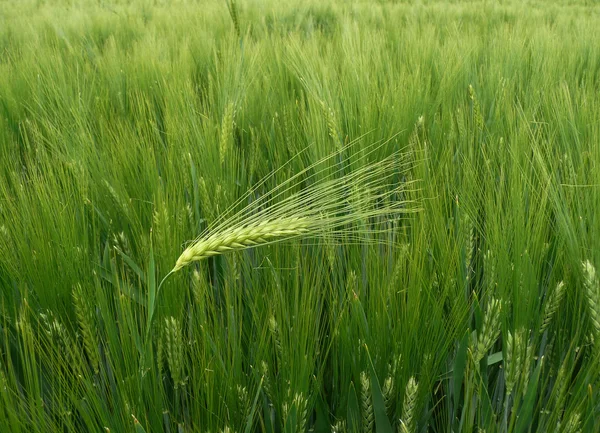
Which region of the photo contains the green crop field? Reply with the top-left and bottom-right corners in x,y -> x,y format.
1,0 -> 599,431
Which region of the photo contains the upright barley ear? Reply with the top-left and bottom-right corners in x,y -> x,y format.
220,102 -> 235,166
521,339 -> 535,396
382,374 -> 395,417
581,260 -> 600,342
473,298 -> 502,363
320,100 -> 342,149
361,371 -> 374,433
560,411 -> 581,433
505,328 -> 525,397
198,176 -> 214,221
461,214 -> 474,281
39,310 -> 70,356
552,359 -> 570,409
72,284 -> 100,373
399,377 -> 418,433
236,385 -> 250,420
261,361 -> 274,404
287,392 -> 308,433
540,281 -> 566,335
226,0 -> 241,38
468,84 -> 484,133
331,420 -> 346,433
268,316 -> 284,367
164,317 -> 185,388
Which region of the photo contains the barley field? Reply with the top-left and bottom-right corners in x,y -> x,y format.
1,0 -> 600,432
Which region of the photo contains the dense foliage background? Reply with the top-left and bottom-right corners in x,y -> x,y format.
1,0 -> 599,431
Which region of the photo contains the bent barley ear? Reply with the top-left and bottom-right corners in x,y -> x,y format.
169,140 -> 420,275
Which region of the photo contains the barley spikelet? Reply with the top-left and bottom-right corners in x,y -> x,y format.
456,108 -> 466,140
468,85 -> 484,133
540,281 -> 566,335
291,392 -> 308,433
331,420 -> 346,433
461,214 -> 474,281
197,175 -> 212,218
320,100 -> 342,150
192,269 -> 208,304
382,375 -> 395,417
164,317 -> 185,388
561,411 -> 581,433
72,284 -> 100,373
484,250 -> 496,290
504,328 -> 525,396
399,377 -> 418,433
582,260 -> 600,342
236,385 -> 250,420
220,102 -> 235,166
39,310 -> 70,356
269,316 -> 284,366
226,0 -> 241,38
361,371 -> 374,433
283,104 -> 295,156
552,359 -> 570,409
261,361 -> 274,404
521,340 -> 535,396
473,298 -> 502,363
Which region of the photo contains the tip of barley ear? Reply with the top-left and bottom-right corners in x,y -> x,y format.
173,249 -> 194,272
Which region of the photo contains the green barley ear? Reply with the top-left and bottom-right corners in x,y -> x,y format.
581,260 -> 600,342
198,176 -> 214,221
484,250 -> 496,290
320,100 -> 342,150
361,371 -> 374,433
169,140 -> 419,276
261,361 -> 274,404
504,328 -> 525,397
560,411 -> 581,433
382,374 -> 395,417
72,284 -> 100,373
226,0 -> 241,38
164,317 -> 185,388
468,84 -> 484,133
236,384 -> 250,420
346,269 -> 358,296
521,339 -> 535,396
291,392 -> 308,433
473,298 -> 502,363
220,102 -> 235,166
39,309 -> 69,356
331,420 -> 346,433
399,377 -> 418,433
461,214 -> 474,281
552,359 -> 571,410
268,316 -> 284,366
390,243 -> 410,289
540,281 -> 566,335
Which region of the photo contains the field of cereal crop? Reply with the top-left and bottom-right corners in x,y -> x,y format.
1,1 -> 600,431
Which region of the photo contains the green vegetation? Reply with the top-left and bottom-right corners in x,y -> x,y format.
1,0 -> 600,431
